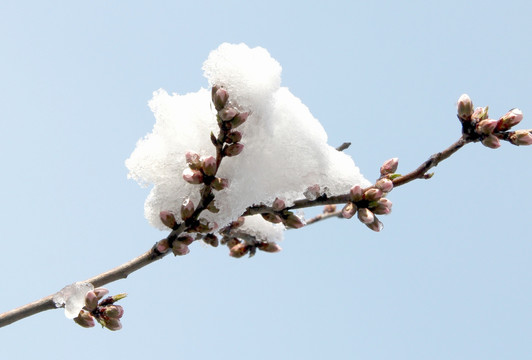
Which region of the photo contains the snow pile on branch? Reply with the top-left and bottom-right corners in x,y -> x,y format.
126,43 -> 369,238
53,282 -> 94,319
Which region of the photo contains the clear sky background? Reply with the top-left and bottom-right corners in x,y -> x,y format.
1,1 -> 531,359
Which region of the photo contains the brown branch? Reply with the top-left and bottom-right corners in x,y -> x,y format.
305,210 -> 343,225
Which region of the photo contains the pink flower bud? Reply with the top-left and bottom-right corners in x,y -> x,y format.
203,233 -> 219,247
74,310 -> 95,328
481,134 -> 501,149
213,87 -> 229,111
349,185 -> 363,202
323,204 -> 337,213
476,119 -> 499,135
284,213 -> 305,229
357,208 -> 375,224
372,198 -> 393,215
159,211 -> 177,229
104,305 -> 124,319
226,237 -> 241,249
195,218 -> 217,233
85,291 -> 99,311
366,217 -> 383,232
180,198 -> 195,220
219,107 -> 238,121
272,198 -> 286,211
207,201 -> 220,213
201,156 -> 217,176
380,158 -> 399,176
223,143 -> 244,157
229,112 -> 249,128
304,184 -> 321,200
257,242 -> 282,253
364,188 -> 383,201
341,202 -> 358,219
229,242 -> 250,258
103,318 -> 122,331
172,241 -> 190,256
457,94 -> 474,120
497,108 -> 523,131
183,168 -> 204,184
471,106 -> 489,121
212,177 -> 229,191
375,178 -> 393,193
185,151 -> 202,170
261,213 -> 283,223
230,217 -> 245,228
155,239 -> 170,253
93,288 -> 109,300
510,129 -> 532,146
225,131 -> 242,143
177,234 -> 195,246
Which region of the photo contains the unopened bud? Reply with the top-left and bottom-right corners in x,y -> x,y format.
212,177 -> 229,191
323,204 -> 337,213
195,218 -> 217,233
207,201 -> 220,213
272,198 -> 286,211
159,211 -> 177,229
84,291 -> 99,311
304,184 -> 321,200
104,305 -> 124,319
226,237 -> 241,249
177,234 -> 194,246
103,318 -> 122,331
93,288 -> 109,301
203,233 -> 219,247
257,242 -> 282,253
172,241 -> 190,256
229,112 -> 249,128
510,129 -> 532,146
213,87 -> 229,111
380,158 -> 399,176
476,119 -> 499,135
375,178 -> 393,193
74,310 -> 95,328
202,156 -> 217,176
366,217 -> 383,232
219,107 -> 238,121
349,185 -> 363,202
357,208 -> 375,224
185,151 -> 202,170
481,134 -> 501,149
230,217 -> 245,228
229,242 -> 250,258
183,168 -> 204,184
342,202 -> 358,219
284,213 -> 305,229
497,108 -> 523,131
223,143 -> 244,157
364,188 -> 383,201
261,213 -> 283,223
180,198 -> 195,220
457,94 -> 474,120
225,131 -> 242,143
155,239 -> 170,253
371,198 -> 393,215
471,106 -> 489,121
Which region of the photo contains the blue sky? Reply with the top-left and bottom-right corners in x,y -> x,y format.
1,1 -> 531,359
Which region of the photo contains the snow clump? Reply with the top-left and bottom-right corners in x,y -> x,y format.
53,282 -> 94,319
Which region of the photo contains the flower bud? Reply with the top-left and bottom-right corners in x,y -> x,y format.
93,288 -> 109,300
380,158 -> 399,176
357,208 -> 375,224
283,213 -> 305,229
206,201 -> 220,213
364,188 -> 383,201
185,151 -> 202,170
349,185 -> 363,202
375,178 -> 393,193
304,184 -> 321,200
103,318 -> 122,331
213,87 -> 229,111
257,242 -> 282,253
223,143 -> 244,157
195,218 -> 217,233
229,112 -> 249,128
104,305 -> 124,319
497,108 -> 523,131
225,131 -> 242,143
155,239 -> 170,253
229,242 -> 250,258
341,202 -> 358,219
261,213 -> 283,223
183,168 -> 204,184
323,204 -> 337,213
272,198 -> 286,211
74,310 -> 95,328
159,211 -> 177,229
366,217 -> 383,232
471,106 -> 489,121
457,94 -> 474,120
180,198 -> 195,220
212,177 -> 229,191
172,241 -> 190,256
202,156 -> 217,176
371,198 -> 393,215
203,233 -> 219,247
481,134 -> 501,149
84,291 -> 99,311
476,119 -> 499,135
226,237 -> 241,249
510,130 -> 532,146
219,107 -> 238,121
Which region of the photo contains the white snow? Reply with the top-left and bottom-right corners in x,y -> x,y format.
53,282 -> 94,319
126,43 -> 370,239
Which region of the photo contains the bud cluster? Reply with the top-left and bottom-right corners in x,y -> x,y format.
456,94 -> 527,149
73,288 -> 126,331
